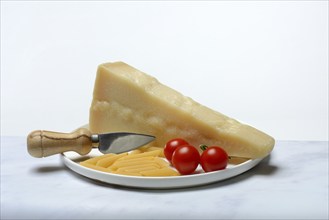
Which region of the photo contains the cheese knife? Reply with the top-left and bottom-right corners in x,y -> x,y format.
27,128 -> 155,158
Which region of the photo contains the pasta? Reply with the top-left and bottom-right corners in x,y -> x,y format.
80,147 -> 179,177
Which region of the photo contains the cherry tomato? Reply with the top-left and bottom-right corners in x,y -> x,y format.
172,145 -> 200,175
164,138 -> 189,162
200,146 -> 228,172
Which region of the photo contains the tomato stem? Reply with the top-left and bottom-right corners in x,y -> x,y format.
200,144 -> 208,151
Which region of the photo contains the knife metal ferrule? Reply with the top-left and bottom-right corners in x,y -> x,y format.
91,134 -> 99,143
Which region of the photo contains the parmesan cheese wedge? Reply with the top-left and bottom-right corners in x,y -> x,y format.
89,62 -> 275,159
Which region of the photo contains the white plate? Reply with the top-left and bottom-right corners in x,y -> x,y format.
61,148 -> 265,189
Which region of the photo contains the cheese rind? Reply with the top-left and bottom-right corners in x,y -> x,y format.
89,62 -> 275,159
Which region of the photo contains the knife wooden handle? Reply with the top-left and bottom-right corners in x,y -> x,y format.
27,128 -> 93,158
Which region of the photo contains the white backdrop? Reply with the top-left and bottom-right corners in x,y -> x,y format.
1,1 -> 328,141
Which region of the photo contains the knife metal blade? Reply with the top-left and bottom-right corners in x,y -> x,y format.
92,132 -> 155,154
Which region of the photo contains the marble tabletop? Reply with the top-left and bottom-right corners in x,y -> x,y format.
1,136 -> 328,219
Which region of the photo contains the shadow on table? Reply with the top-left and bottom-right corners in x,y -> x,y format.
33,165 -> 67,173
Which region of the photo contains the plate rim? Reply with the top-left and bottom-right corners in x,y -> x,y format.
61,150 -> 265,189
